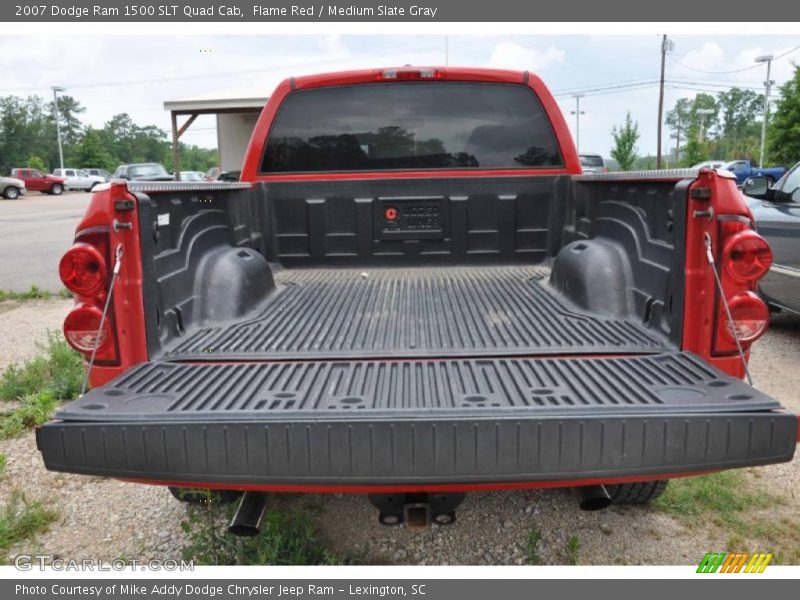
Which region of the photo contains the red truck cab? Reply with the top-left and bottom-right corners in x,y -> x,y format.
11,168 -> 66,195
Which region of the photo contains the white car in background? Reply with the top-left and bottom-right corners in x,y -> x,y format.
52,168 -> 105,191
691,160 -> 725,170
579,153 -> 616,174
179,171 -> 206,182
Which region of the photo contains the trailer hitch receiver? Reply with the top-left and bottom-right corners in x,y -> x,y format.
368,492 -> 466,529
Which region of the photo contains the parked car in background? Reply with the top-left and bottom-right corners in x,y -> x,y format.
205,166 -> 221,181
53,168 -> 105,191
724,159 -> 787,185
83,168 -> 113,182
10,168 -> 65,195
0,175 -> 26,199
579,153 -> 611,174
113,163 -> 174,182
743,162 -> 800,314
692,160 -> 725,170
216,170 -> 241,182
178,171 -> 206,182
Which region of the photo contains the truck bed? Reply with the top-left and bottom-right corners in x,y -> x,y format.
163,265 -> 669,361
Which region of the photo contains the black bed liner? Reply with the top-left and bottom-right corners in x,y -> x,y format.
37,353 -> 797,485
163,266 -> 670,360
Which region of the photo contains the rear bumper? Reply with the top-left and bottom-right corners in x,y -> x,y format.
36,410 -> 797,488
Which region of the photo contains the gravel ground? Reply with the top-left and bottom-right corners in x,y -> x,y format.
1,299 -> 798,565
0,299 -> 73,375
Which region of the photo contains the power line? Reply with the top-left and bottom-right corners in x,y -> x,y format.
668,44 -> 800,75
553,79 -> 660,97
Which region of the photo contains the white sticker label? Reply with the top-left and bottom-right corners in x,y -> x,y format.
157,213 -> 170,227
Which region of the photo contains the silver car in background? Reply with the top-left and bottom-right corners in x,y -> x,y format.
0,176 -> 26,199
743,161 -> 800,314
52,168 -> 105,191
579,153 -> 618,174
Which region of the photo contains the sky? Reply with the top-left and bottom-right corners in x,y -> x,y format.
1,34 -> 799,159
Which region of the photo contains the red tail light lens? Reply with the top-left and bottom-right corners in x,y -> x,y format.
723,231 -> 773,283
63,304 -> 116,360
722,291 -> 769,343
59,243 -> 107,296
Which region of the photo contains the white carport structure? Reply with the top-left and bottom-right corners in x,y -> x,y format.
163,93 -> 267,179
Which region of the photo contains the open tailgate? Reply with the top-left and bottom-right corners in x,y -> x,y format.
37,352 -> 797,487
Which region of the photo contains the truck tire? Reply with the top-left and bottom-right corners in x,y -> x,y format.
3,186 -> 20,200
605,480 -> 668,504
168,486 -> 242,505
50,184 -> 63,195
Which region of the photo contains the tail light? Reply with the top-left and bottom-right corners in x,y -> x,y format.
712,216 -> 771,355
721,292 -> 770,343
59,243 -> 107,296
61,227 -> 120,365
63,304 -> 113,355
722,230 -> 772,283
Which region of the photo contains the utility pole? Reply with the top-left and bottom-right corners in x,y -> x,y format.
656,35 -> 669,169
571,94 -> 585,153
755,54 -> 774,168
52,86 -> 65,172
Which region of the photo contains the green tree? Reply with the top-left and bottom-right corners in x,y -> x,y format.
610,111 -> 640,171
49,95 -> 85,149
0,95 -> 56,173
665,98 -> 692,162
26,155 -> 48,172
164,143 -> 220,172
716,88 -> 763,159
0,94 -> 216,175
681,125 -> 710,166
70,128 -> 115,170
768,65 -> 800,166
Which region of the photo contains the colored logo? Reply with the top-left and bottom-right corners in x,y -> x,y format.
697,552 -> 773,573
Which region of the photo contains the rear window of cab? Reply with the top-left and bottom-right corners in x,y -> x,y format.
260,82 -> 564,173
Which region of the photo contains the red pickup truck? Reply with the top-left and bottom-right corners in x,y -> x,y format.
10,168 -> 66,195
37,67 -> 797,531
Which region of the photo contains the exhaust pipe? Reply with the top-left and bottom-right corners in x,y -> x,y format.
228,492 -> 268,537
572,485 -> 611,511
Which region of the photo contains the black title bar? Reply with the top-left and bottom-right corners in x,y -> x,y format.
5,0 -> 800,22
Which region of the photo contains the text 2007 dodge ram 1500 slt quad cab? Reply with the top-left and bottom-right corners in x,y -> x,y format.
38,67 -> 798,531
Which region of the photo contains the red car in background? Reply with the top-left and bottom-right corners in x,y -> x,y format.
10,168 -> 66,195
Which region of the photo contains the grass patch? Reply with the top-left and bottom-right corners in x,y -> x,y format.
0,333 -> 83,403
653,472 -> 773,528
525,528 -> 543,565
0,287 -> 70,302
565,535 -> 581,565
0,491 -> 59,562
655,472 -> 800,563
0,454 -> 6,475
0,392 -> 59,440
180,495 -> 341,566
726,533 -> 748,553
0,333 -> 83,440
